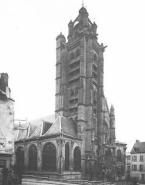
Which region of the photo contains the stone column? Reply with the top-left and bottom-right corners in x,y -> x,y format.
56,138 -> 65,176
70,141 -> 74,172
14,146 -> 17,164
81,154 -> 86,179
24,144 -> 28,171
56,139 -> 61,173
37,141 -> 42,171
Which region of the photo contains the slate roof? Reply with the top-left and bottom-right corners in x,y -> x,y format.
15,115 -> 78,141
43,116 -> 77,138
131,142 -> 145,154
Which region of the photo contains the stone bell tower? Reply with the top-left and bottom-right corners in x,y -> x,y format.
55,6 -> 109,176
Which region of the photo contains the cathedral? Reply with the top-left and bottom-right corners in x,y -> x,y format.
15,6 -> 126,180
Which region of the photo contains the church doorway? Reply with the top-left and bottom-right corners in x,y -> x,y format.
28,144 -> 37,171
16,146 -> 24,166
42,143 -> 56,172
74,146 -> 81,172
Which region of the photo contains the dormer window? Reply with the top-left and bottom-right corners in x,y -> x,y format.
134,147 -> 139,152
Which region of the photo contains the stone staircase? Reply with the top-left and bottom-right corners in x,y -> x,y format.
22,175 -> 114,185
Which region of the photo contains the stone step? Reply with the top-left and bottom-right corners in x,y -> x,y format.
22,178 -> 114,185
23,178 -> 79,185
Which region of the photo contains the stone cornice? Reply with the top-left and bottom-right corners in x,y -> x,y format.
93,41 -> 100,53
55,108 -> 67,112
67,39 -> 80,52
62,134 -> 82,141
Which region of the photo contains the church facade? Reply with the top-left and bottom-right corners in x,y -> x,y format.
15,7 -> 126,180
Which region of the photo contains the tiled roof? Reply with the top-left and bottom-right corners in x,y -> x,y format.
29,123 -> 42,139
131,142 -> 145,154
15,115 -> 78,142
17,130 -> 25,140
43,116 -> 77,138
18,130 -> 28,140
61,116 -> 77,137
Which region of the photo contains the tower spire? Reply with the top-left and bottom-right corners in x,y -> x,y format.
82,0 -> 84,7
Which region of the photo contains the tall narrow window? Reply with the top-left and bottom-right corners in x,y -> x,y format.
134,165 -> 137,171
70,52 -> 75,61
140,165 -> 143,171
140,155 -> 143,162
74,147 -> 81,171
75,49 -> 80,58
65,143 -> 69,171
117,149 -> 122,162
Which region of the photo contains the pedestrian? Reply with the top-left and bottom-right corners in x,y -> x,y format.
102,170 -> 105,183
1,166 -> 8,185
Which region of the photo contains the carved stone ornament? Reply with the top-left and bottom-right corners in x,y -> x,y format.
24,144 -> 27,151
60,85 -> 65,94
56,138 -> 65,146
71,141 -> 74,147
78,122 -> 85,134
37,141 -> 42,150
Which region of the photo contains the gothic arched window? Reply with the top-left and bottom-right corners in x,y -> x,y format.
70,52 -> 75,61
74,147 -> 81,171
117,149 -> 122,162
94,54 -> 97,62
16,146 -> 24,166
75,87 -> 78,95
28,144 -> 37,171
70,89 -> 74,96
105,148 -> 112,164
42,143 -> 56,172
75,49 -> 80,58
65,143 -> 69,171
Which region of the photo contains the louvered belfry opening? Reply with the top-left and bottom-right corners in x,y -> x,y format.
65,143 -> 69,171
28,144 -> 37,171
16,146 -> 24,166
42,143 -> 56,172
74,146 -> 81,172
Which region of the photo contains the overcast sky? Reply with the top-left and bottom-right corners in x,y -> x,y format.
0,0 -> 145,152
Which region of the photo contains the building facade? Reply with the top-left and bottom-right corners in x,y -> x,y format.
130,141 -> 145,182
0,73 -> 15,182
15,6 -> 126,180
